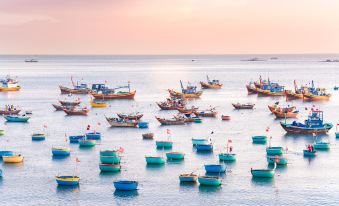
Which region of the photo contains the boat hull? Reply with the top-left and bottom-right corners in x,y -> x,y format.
91,90 -> 136,100
166,152 -> 185,160
114,181 -> 138,191
4,116 -> 30,122
266,147 -> 283,155
218,153 -> 236,161
267,156 -> 288,165
179,174 -> 198,182
272,110 -> 298,118
198,176 -> 222,186
280,122 -> 333,134
168,89 -> 203,98
303,150 -> 317,157
145,156 -> 165,164
303,93 -> 331,101
52,148 -> 71,156
256,88 -> 285,96
90,101 -> 108,108
3,155 -> 24,163
0,151 -> 14,157
196,144 -> 213,151
56,176 -> 80,186
100,156 -> 121,164
251,169 -> 275,178
79,140 -> 96,147
204,164 -> 226,173
200,82 -> 223,89
99,164 -> 121,172
0,86 -> 21,92
313,142 -> 330,150
59,86 -> 91,94
86,132 -> 101,140
252,136 -> 267,144
156,141 -> 173,148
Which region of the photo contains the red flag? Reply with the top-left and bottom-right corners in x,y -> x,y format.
87,125 -> 90,131
266,127 -> 270,132
76,157 -> 80,163
118,147 -> 124,153
228,139 -> 232,143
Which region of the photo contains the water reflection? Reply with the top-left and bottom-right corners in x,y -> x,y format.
198,185 -> 222,193
251,177 -> 274,186
56,185 -> 80,193
113,190 -> 139,198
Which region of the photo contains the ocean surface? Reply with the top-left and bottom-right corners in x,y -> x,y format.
0,54 -> 339,206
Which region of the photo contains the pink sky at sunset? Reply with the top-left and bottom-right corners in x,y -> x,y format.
0,0 -> 338,55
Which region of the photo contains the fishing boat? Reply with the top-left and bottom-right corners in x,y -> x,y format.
177,106 -> 198,114
156,140 -> 173,148
246,82 -> 258,94
272,107 -> 299,118
79,139 -> 96,147
251,168 -> 275,178
155,116 -> 185,125
25,58 -> 38,63
303,145 -> 317,157
221,115 -> 230,120
168,81 -> 203,98
55,176 -> 80,186
117,112 -> 143,120
59,99 -> 81,106
280,110 -> 333,134
266,146 -> 283,156
105,116 -> 138,127
100,149 -> 120,157
285,80 -> 310,100
232,103 -> 255,109
200,75 -> 223,89
52,147 -> 71,156
219,140 -> 236,161
63,107 -> 89,116
52,104 -> 66,111
69,135 -> 85,143
156,97 -> 186,110
204,164 -> 226,173
334,86 -> 339,91
99,163 -> 121,172
90,83 -> 136,100
86,132 -> 101,140
194,108 -> 217,117
145,156 -> 166,164
166,152 -> 185,160
196,143 -> 213,152
4,115 -> 30,122
313,142 -> 330,150
59,77 -> 91,94
174,113 -> 202,123
113,181 -> 138,191
32,133 -> 46,141
3,154 -> 24,163
302,81 -> 331,101
90,100 -> 108,108
268,103 -> 295,113
142,133 -> 154,140
198,176 -> 222,186
267,156 -> 288,165
100,156 -> 121,164
0,151 -> 14,157
252,136 -> 267,144
256,80 -> 285,96
0,76 -> 21,92
192,138 -> 209,145
138,121 -> 149,128
0,107 -> 21,115
179,173 -> 198,183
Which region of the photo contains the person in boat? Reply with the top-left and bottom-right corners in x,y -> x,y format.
229,146 -> 233,153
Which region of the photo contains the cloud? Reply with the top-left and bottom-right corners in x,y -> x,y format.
0,11 -> 58,25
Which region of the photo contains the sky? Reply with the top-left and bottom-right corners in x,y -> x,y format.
0,0 -> 338,55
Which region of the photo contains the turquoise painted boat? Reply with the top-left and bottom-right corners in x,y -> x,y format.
100,150 -> 119,157
266,147 -> 283,155
198,176 -> 222,186
303,150 -> 317,157
193,118 -> 202,123
56,176 -> 80,186
4,115 -> 30,122
145,156 -> 165,164
100,155 -> 121,164
155,141 -> 173,148
69,135 -> 85,143
204,164 -> 226,173
336,132 -> 339,138
218,153 -> 236,161
114,181 -> 138,191
32,133 -> 46,141
313,142 -> 330,150
192,138 -> 209,145
166,152 -> 185,160
0,151 -> 14,157
179,173 -> 198,182
252,136 -> 267,144
0,129 -> 4,136
52,147 -> 71,156
267,156 -> 288,165
196,144 -> 213,151
79,139 -> 96,147
86,132 -> 101,140
251,169 -> 275,178
99,163 -> 121,172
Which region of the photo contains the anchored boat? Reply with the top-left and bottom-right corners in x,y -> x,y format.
79,139 -> 96,147
90,83 -> 136,100
4,115 -> 30,122
63,107 -> 89,116
114,181 -> 138,191
196,143 -> 213,152
302,81 -> 331,101
69,135 -> 85,143
266,146 -> 284,156
52,147 -> 71,156
142,133 -> 154,140
166,152 -> 185,160
145,156 -> 165,164
156,140 -> 173,148
198,176 -> 222,186
179,173 -> 198,183
232,103 -> 255,110
155,116 -> 185,125
99,163 -> 121,172
59,77 -> 91,94
86,132 -> 101,140
168,80 -> 203,98
117,112 -> 143,120
32,133 -> 46,141
194,108 -> 217,117
105,116 -> 138,127
56,176 -> 80,186
0,76 -> 21,92
252,136 -> 267,144
204,164 -> 226,173
200,75 -> 223,89
3,154 -> 24,163
90,100 -> 108,108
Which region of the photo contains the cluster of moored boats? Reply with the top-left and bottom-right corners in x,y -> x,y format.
1,74 -> 339,191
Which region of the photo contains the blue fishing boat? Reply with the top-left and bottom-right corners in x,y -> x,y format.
204,164 -> 226,173
79,139 -> 96,147
280,110 -> 333,134
32,133 -> 46,141
52,147 -> 71,156
303,150 -> 316,157
198,176 -> 222,186
100,155 -> 121,164
166,152 -> 185,160
100,150 -> 119,157
69,135 -> 85,143
4,115 -> 30,122
145,156 -> 165,164
313,142 -> 330,150
251,169 -> 275,178
99,164 -> 121,172
155,140 -> 173,148
252,136 -> 267,144
179,173 -> 198,183
0,151 -> 14,157
113,181 -> 138,191
196,143 -> 213,151
86,132 -> 101,140
266,146 -> 283,155
55,176 -> 80,186
219,153 -> 236,161
191,138 -> 209,145
138,121 -> 149,129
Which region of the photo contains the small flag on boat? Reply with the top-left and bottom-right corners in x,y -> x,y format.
274,155 -> 280,163
76,157 -> 80,163
166,129 -> 171,134
228,139 -> 232,143
266,127 -> 270,132
118,147 -> 124,153
87,125 -> 90,130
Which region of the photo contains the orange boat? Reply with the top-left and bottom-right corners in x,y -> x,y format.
63,107 -> 89,115
90,83 -> 136,100
272,109 -> 299,118
168,81 -> 203,98
200,75 -> 223,89
221,115 -> 230,120
285,80 -> 310,100
268,103 -> 295,113
302,81 -> 331,101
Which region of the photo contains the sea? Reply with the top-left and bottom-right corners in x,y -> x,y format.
0,54 -> 338,206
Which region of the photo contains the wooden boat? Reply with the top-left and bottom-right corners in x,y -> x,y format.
266,146 -> 283,155
69,135 -> 85,143
59,78 -> 91,94
196,143 -> 213,151
114,181 -> 138,191
232,103 -> 255,109
267,156 -> 288,165
252,136 -> 267,144
174,114 -> 201,123
0,108 -> 21,115
4,115 -> 30,122
280,110 -> 333,134
99,164 -> 121,172
198,176 -> 222,186
272,109 -> 299,118
221,115 -> 230,120
218,153 -> 236,161
166,152 -> 185,160
105,117 -> 138,127
63,107 -> 89,116
200,75 -> 223,89
284,80 -> 311,100
52,104 -> 65,111
177,106 -> 198,114
90,83 -> 136,100
59,99 -> 81,106
117,113 -> 143,120
256,80 -> 285,96
155,116 -> 185,125
251,168 -> 275,178
32,133 -> 46,141
52,147 -> 71,156
90,101 -> 108,108
100,156 -> 121,164
145,156 -> 165,164
268,103 -> 295,113
0,151 -> 14,157
194,108 -> 217,117
179,173 -> 198,182
0,77 -> 21,92
56,176 -> 80,186
246,83 -> 258,94
301,81 -> 331,101
79,139 -> 96,147
142,133 -> 154,139
204,164 -> 226,173
3,154 -> 24,163
156,140 -> 173,148
168,80 -> 203,98
157,102 -> 183,110
313,142 -> 330,150
86,132 -> 101,140
25,59 -> 38,63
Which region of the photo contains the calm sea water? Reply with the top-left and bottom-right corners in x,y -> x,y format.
0,54 -> 339,206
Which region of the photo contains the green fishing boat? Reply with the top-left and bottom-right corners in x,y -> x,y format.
266,146 -> 283,156
145,156 -> 166,164
99,163 -> 121,172
218,153 -> 236,161
313,142 -> 330,150
79,139 -> 96,147
156,140 -> 173,148
303,145 -> 317,157
166,152 -> 185,160
251,169 -> 275,178
252,136 -> 267,144
198,176 -> 222,186
100,155 -> 121,164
